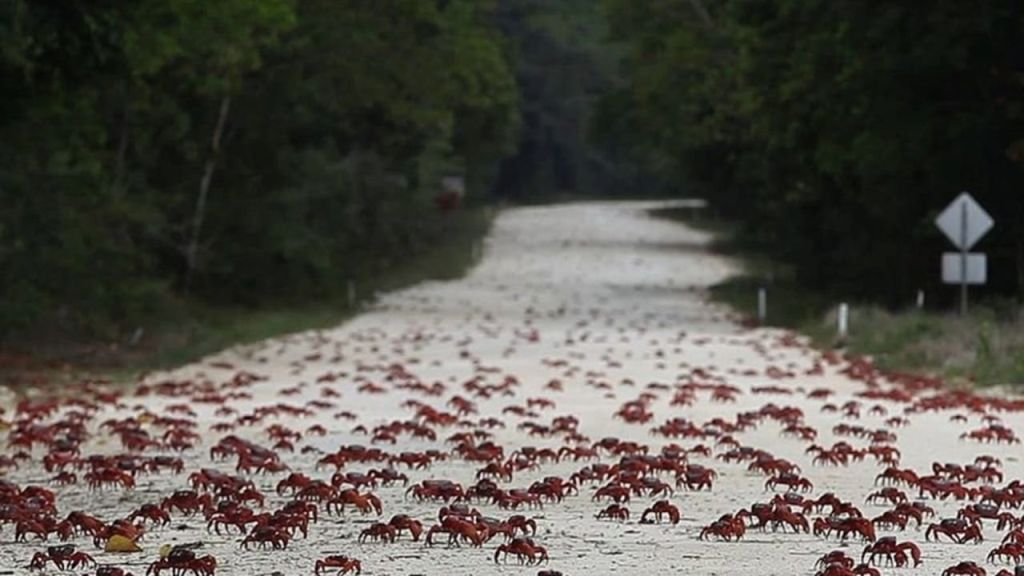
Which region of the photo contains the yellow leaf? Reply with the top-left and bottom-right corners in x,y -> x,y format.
105,535 -> 142,553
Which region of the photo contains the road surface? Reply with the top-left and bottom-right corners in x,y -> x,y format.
3,201 -> 1022,576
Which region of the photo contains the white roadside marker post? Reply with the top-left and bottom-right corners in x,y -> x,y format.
838,303 -> 849,339
757,287 -> 767,325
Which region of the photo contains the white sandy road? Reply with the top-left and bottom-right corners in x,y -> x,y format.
2,200 -> 1023,576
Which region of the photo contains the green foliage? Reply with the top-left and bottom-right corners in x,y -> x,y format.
126,206 -> 494,373
0,0 -> 518,341
659,206 -> 1024,387
123,0 -> 295,88
599,0 -> 1024,303
492,0 -> 645,199
833,308 -> 1024,387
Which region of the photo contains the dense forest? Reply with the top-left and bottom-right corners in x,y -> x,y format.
597,0 -> 1024,304
2,0 -> 1022,346
0,0 -> 632,343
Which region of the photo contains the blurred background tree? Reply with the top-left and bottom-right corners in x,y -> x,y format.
1,0 -> 1021,347
0,0 -> 523,341
596,0 -> 1024,304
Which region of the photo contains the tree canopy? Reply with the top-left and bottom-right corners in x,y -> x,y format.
597,0 -> 1024,303
3,0 -> 1021,343
0,0 -> 522,338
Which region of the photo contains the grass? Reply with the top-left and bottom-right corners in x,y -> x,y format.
651,206 -> 1024,387
831,307 -> 1024,386
2,205 -> 495,386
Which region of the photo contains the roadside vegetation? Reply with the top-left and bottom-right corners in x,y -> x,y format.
599,2 -> 1024,305
0,1 -> 637,380
609,1 -> 1024,389
1,206 -> 493,386
654,206 -> 1024,387
6,1 -> 1022,387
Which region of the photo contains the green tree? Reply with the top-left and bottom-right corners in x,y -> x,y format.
599,0 -> 1024,303
0,0 -> 519,340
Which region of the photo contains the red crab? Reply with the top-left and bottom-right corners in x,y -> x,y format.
640,500 -> 680,524
146,547 -> 216,576
942,562 -> 986,576
699,514 -> 745,541
596,504 -> 629,522
493,537 -> 549,565
358,522 -> 397,543
29,545 -> 95,571
314,555 -> 361,575
387,514 -> 424,541
128,504 -> 171,527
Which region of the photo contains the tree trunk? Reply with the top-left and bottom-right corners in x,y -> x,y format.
184,94 -> 231,292
113,114 -> 130,195
687,0 -> 713,28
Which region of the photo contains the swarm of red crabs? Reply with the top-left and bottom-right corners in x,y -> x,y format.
2,321 -> 1024,576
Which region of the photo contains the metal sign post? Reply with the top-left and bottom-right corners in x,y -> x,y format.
935,192 -> 993,315
960,200 -> 968,315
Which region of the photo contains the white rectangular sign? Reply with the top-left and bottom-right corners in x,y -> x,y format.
942,252 -> 987,285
